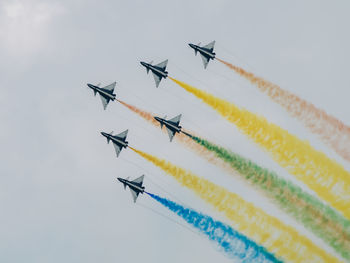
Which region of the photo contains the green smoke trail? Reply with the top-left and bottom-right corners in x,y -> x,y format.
188,134 -> 350,260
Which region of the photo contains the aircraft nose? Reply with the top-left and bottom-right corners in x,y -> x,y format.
117,177 -> 122,183
87,83 -> 93,88
154,116 -> 160,122
101,132 -> 105,136
188,43 -> 194,48
140,61 -> 145,66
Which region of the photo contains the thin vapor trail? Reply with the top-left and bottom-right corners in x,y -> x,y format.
216,58 -> 350,162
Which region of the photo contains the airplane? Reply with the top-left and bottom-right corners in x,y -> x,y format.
154,114 -> 182,142
117,175 -> 145,203
87,82 -> 116,110
101,129 -> 128,157
140,60 -> 168,87
188,41 -> 216,69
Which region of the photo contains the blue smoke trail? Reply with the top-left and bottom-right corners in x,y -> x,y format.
147,192 -> 282,263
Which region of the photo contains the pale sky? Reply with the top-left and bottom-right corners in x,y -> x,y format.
1,0 -> 350,262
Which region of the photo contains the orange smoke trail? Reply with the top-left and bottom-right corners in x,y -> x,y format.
117,99 -> 159,126
217,58 -> 350,162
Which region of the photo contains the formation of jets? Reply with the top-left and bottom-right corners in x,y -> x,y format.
86,41 -> 216,201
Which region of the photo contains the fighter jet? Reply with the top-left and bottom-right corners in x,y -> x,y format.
117,175 -> 145,203
87,82 -> 116,110
140,60 -> 168,87
101,129 -> 128,157
154,114 -> 182,142
188,41 -> 216,69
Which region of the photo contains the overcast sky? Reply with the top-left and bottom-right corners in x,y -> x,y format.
1,0 -> 350,262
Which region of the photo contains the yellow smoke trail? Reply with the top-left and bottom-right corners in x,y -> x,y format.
169,76 -> 350,219
130,147 -> 342,263
217,58 -> 350,162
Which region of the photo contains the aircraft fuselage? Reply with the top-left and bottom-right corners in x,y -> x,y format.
154,117 -> 182,133
140,62 -> 168,78
188,44 -> 215,59
117,178 -> 145,193
101,132 -> 128,149
87,84 -> 116,101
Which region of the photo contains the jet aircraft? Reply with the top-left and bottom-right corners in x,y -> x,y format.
117,175 -> 145,203
140,60 -> 168,87
188,41 -> 216,69
87,82 -> 116,110
154,114 -> 182,142
101,129 -> 128,157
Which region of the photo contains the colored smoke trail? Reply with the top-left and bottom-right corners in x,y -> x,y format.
169,76 -> 350,220
130,147 -> 342,263
117,99 -> 159,126
186,134 -> 350,260
116,100 -> 211,151
217,58 -> 350,162
118,98 -> 350,258
147,192 -> 282,263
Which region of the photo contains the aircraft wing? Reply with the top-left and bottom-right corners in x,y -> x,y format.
99,94 -> 110,110
168,114 -> 182,126
132,175 -> 144,187
155,59 -> 168,71
152,73 -> 162,88
130,189 -> 139,203
114,129 -> 128,140
102,82 -> 116,94
112,142 -> 122,157
166,127 -> 176,142
203,41 -> 215,52
200,54 -> 210,69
